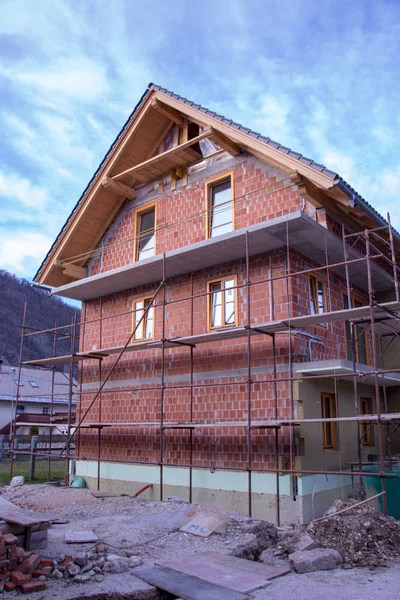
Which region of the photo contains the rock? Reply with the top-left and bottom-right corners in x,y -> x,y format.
241,520 -> 278,549
95,574 -> 104,583
232,536 -> 261,561
38,575 -> 47,582
128,556 -> 143,568
259,548 -> 289,566
66,563 -> 81,577
93,566 -> 102,574
82,562 -> 95,573
75,553 -> 89,567
74,574 -> 91,584
10,476 -> 24,488
289,548 -> 343,573
103,555 -> 130,574
49,569 -> 62,579
285,533 -> 318,554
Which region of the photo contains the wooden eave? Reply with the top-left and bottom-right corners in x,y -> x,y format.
36,88 -> 389,288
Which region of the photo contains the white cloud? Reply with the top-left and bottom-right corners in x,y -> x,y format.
0,229 -> 53,276
0,171 -> 49,210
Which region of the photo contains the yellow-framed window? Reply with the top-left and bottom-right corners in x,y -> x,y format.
132,297 -> 154,341
309,274 -> 326,315
208,275 -> 237,329
343,293 -> 368,364
134,203 -> 156,261
360,397 -> 373,446
321,392 -> 337,449
206,174 -> 234,238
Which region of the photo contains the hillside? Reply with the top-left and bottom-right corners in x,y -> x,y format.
0,270 -> 80,366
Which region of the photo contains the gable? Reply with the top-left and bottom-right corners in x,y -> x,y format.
35,84 -> 397,288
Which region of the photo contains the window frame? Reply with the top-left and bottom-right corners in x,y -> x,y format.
309,274 -> 327,317
131,296 -> 155,342
133,202 -> 157,262
205,172 -> 235,239
343,291 -> 369,364
321,392 -> 337,449
360,397 -> 373,446
28,380 -> 39,388
42,406 -> 49,415
207,275 -> 238,331
16,404 -> 25,414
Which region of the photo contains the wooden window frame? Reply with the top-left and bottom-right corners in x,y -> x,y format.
133,202 -> 157,262
343,291 -> 369,364
205,172 -> 235,239
207,275 -> 238,331
360,397 -> 373,446
309,274 -> 327,316
131,296 -> 155,342
321,392 -> 337,449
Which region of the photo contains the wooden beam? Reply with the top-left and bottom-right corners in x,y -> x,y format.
112,128 -> 211,182
101,176 -> 136,199
61,264 -> 87,280
208,130 -> 241,156
151,99 -> 183,125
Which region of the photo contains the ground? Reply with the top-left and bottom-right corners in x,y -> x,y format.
1,483 -> 400,599
0,459 -> 65,485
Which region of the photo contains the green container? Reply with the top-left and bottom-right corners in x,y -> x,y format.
70,475 -> 86,488
362,466 -> 400,520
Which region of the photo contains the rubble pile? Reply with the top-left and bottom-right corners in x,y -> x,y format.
308,499 -> 400,568
0,536 -> 144,594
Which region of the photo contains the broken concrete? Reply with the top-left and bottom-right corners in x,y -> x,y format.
289,548 -> 343,573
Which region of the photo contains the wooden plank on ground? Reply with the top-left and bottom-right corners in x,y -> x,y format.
64,530 -> 98,543
134,565 -> 248,600
158,552 -> 290,592
0,498 -> 51,526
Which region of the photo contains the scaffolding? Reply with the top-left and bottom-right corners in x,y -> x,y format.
10,214 -> 400,524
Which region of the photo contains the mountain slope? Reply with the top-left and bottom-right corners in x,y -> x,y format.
0,270 -> 80,366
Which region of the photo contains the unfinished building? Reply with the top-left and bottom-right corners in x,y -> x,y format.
21,84 -> 400,524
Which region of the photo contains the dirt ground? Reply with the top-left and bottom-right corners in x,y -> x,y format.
2,483 -> 400,600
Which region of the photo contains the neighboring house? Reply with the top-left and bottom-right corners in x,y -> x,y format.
0,362 -> 76,436
32,84 -> 400,523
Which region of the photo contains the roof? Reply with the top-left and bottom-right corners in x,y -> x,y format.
34,83 -> 398,281
0,365 -> 77,405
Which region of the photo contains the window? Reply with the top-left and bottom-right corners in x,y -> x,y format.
309,275 -> 326,315
206,174 -> 234,238
360,397 -> 373,446
42,406 -> 49,415
343,293 -> 368,364
14,379 -> 23,386
208,276 -> 237,329
16,405 -> 25,414
321,393 -> 337,449
134,204 -> 156,261
132,297 -> 154,341
28,380 -> 39,388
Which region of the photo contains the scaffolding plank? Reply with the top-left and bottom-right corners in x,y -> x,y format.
134,565 -> 247,600
0,498 -> 51,526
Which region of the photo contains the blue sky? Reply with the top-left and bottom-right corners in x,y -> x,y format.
1,0 -> 400,286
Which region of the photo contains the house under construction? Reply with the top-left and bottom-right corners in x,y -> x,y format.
15,84 -> 400,524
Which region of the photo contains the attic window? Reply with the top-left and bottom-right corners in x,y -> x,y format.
28,380 -> 39,388
14,379 -> 23,386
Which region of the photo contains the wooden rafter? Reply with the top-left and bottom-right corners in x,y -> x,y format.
151,98 -> 183,125
101,176 -> 137,199
209,130 -> 241,156
61,264 -> 87,280
112,127 -> 211,182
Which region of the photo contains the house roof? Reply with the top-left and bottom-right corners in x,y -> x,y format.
0,364 -> 77,405
34,83 -> 398,285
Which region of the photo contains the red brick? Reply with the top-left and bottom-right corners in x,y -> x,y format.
38,559 -> 53,568
4,581 -> 16,592
21,581 -> 46,593
10,570 -> 32,586
4,534 -> 17,546
14,553 -> 40,574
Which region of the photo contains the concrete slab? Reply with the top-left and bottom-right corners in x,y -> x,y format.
52,211 -> 394,301
295,359 -> 400,387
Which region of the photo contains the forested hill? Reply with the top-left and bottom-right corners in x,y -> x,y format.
0,270 -> 80,366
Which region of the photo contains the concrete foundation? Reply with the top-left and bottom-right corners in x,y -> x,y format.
75,460 -> 353,525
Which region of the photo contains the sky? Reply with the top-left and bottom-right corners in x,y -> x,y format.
0,0 -> 400,293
